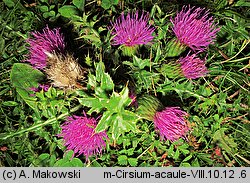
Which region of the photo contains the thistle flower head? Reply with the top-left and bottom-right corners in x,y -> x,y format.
45,52 -> 84,89
110,10 -> 155,47
137,95 -> 190,141
170,5 -> 220,52
154,107 -> 190,142
26,26 -> 65,70
59,112 -> 108,159
179,54 -> 208,79
161,62 -> 182,79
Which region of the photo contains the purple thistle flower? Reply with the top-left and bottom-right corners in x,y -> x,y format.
153,107 -> 190,142
129,90 -> 138,108
26,26 -> 65,70
58,112 -> 108,159
179,54 -> 208,79
39,84 -> 50,91
110,10 -> 155,47
170,5 -> 220,52
30,87 -> 40,93
30,84 -> 51,94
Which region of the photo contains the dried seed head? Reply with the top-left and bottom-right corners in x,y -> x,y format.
45,52 -> 85,89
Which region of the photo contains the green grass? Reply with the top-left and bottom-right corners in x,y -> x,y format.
0,0 -> 249,167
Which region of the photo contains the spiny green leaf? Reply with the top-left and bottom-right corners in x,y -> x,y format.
111,111 -> 138,140
95,111 -> 113,133
81,34 -> 101,44
133,55 -> 151,70
78,97 -> 108,113
101,73 -> 114,91
96,62 -> 105,82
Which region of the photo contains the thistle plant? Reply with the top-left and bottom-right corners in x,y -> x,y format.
7,1 -> 247,168
25,26 -> 85,90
